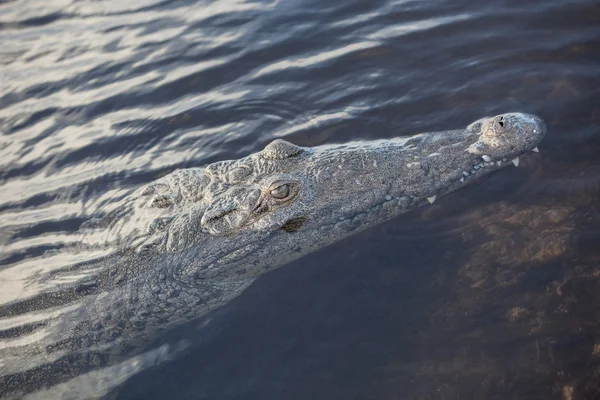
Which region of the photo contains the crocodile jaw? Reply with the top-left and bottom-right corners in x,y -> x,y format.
299,113 -> 546,233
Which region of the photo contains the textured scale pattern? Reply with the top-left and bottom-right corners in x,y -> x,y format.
135,140 -> 306,249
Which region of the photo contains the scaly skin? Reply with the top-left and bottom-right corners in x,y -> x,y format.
0,113 -> 546,398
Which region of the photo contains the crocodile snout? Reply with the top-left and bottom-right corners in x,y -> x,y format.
467,112 -> 546,160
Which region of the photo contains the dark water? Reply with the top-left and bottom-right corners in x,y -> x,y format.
1,0 -> 599,398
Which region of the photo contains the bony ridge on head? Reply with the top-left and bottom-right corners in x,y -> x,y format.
261,139 -> 304,160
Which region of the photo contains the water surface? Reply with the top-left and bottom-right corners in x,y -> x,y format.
1,0 -> 599,398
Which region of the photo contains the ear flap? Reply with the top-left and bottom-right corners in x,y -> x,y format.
201,198 -> 248,236
201,199 -> 236,224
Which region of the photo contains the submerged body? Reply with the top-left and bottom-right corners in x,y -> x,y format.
0,113 -> 545,398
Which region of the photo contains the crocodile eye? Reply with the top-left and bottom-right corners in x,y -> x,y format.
270,184 -> 290,199
266,180 -> 299,202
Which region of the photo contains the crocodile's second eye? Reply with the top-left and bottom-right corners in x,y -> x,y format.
270,184 -> 290,199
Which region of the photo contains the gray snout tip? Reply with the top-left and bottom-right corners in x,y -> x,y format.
524,113 -> 547,135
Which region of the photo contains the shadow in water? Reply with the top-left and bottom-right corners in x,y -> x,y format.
115,169 -> 600,399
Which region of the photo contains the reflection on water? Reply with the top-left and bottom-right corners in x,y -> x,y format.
1,0 -> 599,398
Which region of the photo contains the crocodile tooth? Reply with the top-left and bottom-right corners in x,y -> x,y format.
496,161 -> 502,166
462,171 -> 469,177
532,147 -> 539,153
512,157 -> 519,167
482,155 -> 492,162
427,195 -> 436,204
459,177 -> 465,182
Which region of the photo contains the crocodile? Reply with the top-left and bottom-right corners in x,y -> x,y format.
0,112 -> 545,399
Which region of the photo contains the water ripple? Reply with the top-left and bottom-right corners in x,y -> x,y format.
1,0 -> 599,397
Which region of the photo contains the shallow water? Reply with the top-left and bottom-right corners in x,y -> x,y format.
1,0 -> 599,398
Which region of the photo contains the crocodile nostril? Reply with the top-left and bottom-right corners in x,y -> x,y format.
498,117 -> 504,128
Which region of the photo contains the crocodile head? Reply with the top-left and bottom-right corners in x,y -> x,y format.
133,112 -> 545,279
466,113 -> 546,160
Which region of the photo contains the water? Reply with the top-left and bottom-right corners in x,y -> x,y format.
1,0 -> 599,398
